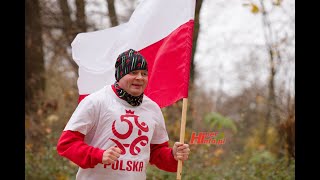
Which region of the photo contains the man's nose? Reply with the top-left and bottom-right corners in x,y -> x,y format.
136,72 -> 143,79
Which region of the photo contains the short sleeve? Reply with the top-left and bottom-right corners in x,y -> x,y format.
64,96 -> 98,135
150,106 -> 169,144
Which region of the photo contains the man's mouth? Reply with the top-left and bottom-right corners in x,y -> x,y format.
132,84 -> 142,87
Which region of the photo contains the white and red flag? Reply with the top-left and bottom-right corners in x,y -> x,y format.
72,0 -> 196,108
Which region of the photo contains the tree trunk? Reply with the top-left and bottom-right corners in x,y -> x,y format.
58,0 -> 79,73
25,0 -> 46,143
190,0 -> 203,129
107,0 -> 119,27
58,0 -> 74,43
25,0 -> 45,109
76,0 -> 87,32
259,0 -> 280,145
190,0 -> 203,84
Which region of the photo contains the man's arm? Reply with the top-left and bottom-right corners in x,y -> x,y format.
149,141 -> 178,172
57,130 -> 105,169
149,141 -> 191,172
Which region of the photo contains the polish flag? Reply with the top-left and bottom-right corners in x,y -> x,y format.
72,0 -> 196,108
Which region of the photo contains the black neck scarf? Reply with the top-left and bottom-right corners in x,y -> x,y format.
113,82 -> 143,106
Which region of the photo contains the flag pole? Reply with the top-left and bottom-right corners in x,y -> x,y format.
176,98 -> 188,180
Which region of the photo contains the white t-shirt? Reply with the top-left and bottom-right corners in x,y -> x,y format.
64,85 -> 169,180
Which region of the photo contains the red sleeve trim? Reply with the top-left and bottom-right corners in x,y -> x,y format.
149,141 -> 178,172
57,130 -> 105,169
78,94 -> 89,103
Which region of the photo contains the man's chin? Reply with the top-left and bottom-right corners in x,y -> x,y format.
130,90 -> 143,96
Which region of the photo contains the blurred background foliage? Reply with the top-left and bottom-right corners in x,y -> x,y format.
26,0 -> 295,179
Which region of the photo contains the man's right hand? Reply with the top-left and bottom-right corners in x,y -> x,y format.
102,146 -> 122,164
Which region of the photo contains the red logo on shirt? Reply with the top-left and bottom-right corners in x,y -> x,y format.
110,110 -> 149,155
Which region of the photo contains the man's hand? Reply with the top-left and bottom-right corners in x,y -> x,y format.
102,146 -> 122,164
172,142 -> 190,161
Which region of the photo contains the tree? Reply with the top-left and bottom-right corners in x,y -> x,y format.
25,0 -> 45,109
189,0 -> 204,129
257,0 -> 279,145
106,0 -> 119,27
243,0 -> 295,153
190,0 -> 203,84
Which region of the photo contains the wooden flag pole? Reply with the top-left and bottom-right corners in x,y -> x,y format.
176,98 -> 188,180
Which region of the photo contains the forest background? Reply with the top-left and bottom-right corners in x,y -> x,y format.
25,0 -> 295,179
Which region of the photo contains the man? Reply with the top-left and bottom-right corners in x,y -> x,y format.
57,49 -> 190,180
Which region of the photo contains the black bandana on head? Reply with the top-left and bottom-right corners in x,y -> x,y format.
113,82 -> 143,106
115,49 -> 148,82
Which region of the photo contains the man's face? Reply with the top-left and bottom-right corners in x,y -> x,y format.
118,70 -> 148,96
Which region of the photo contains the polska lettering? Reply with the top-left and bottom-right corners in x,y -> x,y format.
104,160 -> 144,172
189,132 -> 226,145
